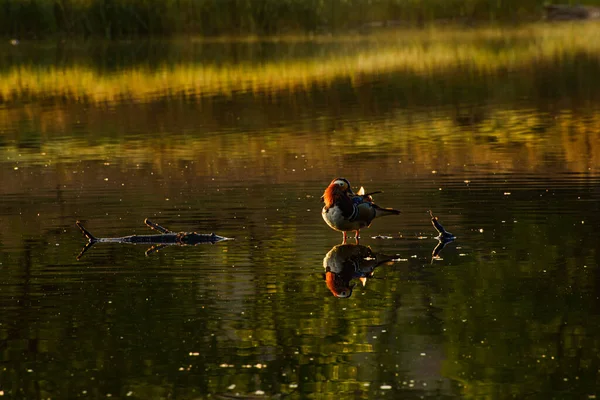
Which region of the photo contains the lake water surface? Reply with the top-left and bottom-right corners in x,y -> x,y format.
1,25 -> 600,399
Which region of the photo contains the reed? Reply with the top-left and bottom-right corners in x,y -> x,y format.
1,23 -> 599,105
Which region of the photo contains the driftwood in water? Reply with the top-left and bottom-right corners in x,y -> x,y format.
544,4 -> 600,20
76,219 -> 231,259
429,210 -> 455,261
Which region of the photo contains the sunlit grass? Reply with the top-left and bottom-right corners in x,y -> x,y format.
1,22 -> 599,104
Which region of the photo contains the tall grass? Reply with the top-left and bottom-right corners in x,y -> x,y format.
0,0 -> 576,39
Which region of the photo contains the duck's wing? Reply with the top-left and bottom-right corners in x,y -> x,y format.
349,201 -> 377,224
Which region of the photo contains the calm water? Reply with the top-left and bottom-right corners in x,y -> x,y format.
1,29 -> 600,399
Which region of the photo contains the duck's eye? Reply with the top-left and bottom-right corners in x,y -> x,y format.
338,182 -> 345,187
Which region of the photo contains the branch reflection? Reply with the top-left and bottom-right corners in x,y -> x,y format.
431,236 -> 456,263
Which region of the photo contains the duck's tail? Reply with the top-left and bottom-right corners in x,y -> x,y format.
373,204 -> 401,218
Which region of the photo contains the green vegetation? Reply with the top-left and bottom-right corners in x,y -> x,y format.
1,0 -> 592,39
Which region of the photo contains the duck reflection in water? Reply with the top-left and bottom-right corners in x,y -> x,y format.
323,244 -> 396,298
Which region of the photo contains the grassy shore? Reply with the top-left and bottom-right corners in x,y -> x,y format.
1,23 -> 599,104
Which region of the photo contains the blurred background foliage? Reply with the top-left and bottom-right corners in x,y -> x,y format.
2,0 -> 600,39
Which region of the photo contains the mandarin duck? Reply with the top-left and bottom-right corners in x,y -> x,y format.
323,244 -> 396,298
321,178 -> 400,244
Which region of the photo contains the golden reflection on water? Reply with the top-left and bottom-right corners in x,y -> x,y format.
1,22 -> 599,103
1,104 -> 599,184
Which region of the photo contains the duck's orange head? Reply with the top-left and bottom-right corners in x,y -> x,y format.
322,178 -> 354,208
